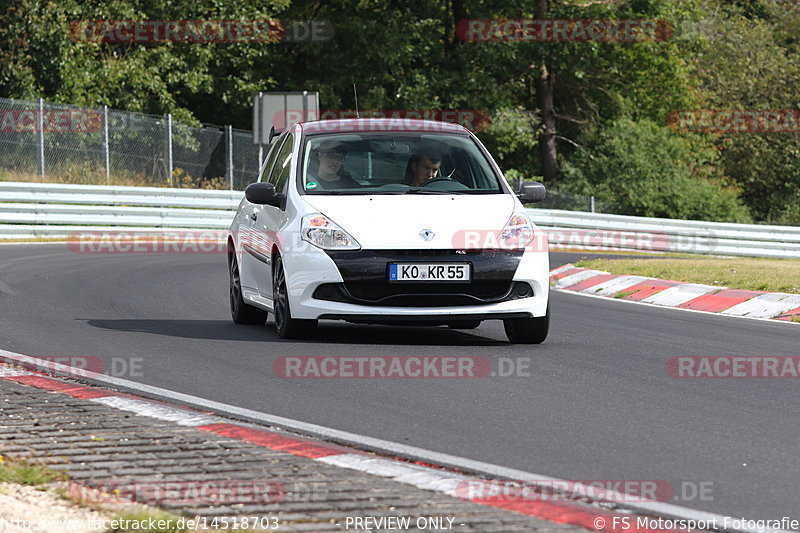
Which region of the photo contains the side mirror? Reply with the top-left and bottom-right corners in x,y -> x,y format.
245,182 -> 281,207
517,181 -> 547,203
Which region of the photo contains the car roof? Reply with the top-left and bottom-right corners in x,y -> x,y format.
298,118 -> 470,135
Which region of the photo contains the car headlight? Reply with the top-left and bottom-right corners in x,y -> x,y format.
301,214 -> 361,250
500,213 -> 534,249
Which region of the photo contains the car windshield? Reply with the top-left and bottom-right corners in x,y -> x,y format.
299,133 -> 504,195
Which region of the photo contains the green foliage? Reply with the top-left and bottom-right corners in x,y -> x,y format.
0,456 -> 66,486
0,0 -> 288,124
1,0 -> 797,222
683,3 -> 800,222
561,118 -> 750,222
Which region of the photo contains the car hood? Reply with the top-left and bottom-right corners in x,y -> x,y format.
300,194 -> 519,249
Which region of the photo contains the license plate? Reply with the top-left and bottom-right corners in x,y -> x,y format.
388,263 -> 471,282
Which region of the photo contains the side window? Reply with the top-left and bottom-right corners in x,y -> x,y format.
258,133 -> 287,183
269,134 -> 295,193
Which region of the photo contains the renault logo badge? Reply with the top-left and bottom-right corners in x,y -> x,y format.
419,228 -> 435,241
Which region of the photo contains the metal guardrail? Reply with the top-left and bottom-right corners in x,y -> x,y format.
1,182 -> 799,258
0,182 -> 241,238
528,209 -> 800,258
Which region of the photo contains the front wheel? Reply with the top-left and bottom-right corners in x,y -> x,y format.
229,253 -> 268,325
503,303 -> 549,344
273,254 -> 317,339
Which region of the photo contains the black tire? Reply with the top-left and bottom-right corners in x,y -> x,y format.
229,253 -> 268,325
503,303 -> 549,344
447,320 -> 482,330
273,254 -> 317,339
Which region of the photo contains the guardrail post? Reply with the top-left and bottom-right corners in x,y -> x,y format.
37,98 -> 45,177
103,105 -> 110,184
166,113 -> 174,186
590,196 -> 595,213
226,125 -> 233,191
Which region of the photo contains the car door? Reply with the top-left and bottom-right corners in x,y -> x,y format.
253,132 -> 295,298
239,133 -> 286,292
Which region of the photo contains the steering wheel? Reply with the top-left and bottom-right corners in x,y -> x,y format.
420,177 -> 457,187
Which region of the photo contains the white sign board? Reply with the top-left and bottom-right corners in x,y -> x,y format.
253,91 -> 319,145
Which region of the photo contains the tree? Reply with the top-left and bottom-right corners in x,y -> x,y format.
561,117 -> 750,222
683,1 -> 800,222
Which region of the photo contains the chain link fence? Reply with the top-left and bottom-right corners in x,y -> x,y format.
507,177 -> 607,213
0,96 -> 261,190
0,96 -> 609,211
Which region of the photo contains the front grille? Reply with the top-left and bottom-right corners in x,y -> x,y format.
319,249 -> 526,307
314,280 -> 533,307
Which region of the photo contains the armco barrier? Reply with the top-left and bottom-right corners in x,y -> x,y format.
1,182 -> 799,258
531,209 -> 800,258
0,182 -> 241,238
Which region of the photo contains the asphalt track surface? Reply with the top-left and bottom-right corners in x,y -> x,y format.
0,244 -> 798,521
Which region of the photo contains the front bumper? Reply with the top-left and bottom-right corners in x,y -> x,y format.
281,246 -> 549,320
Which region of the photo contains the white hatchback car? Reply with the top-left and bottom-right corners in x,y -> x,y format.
228,118 -> 550,343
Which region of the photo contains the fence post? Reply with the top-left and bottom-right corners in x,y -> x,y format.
226,125 -> 234,191
590,196 -> 596,213
103,105 -> 110,184
166,113 -> 174,186
37,98 -> 45,177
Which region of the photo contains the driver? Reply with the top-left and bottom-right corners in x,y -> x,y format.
403,146 -> 443,187
307,140 -> 360,190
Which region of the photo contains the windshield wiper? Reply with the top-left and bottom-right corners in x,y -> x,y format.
307,190 -> 368,195
403,188 -> 465,195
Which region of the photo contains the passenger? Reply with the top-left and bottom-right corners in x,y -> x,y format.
306,140 -> 360,190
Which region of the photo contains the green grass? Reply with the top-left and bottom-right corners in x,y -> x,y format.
1,456 -> 254,531
613,290 -> 637,299
575,256 -> 800,294
0,455 -> 67,486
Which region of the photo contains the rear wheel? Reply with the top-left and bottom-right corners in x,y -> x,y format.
273,254 -> 317,339
503,304 -> 549,344
229,253 -> 268,325
447,320 -> 482,330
